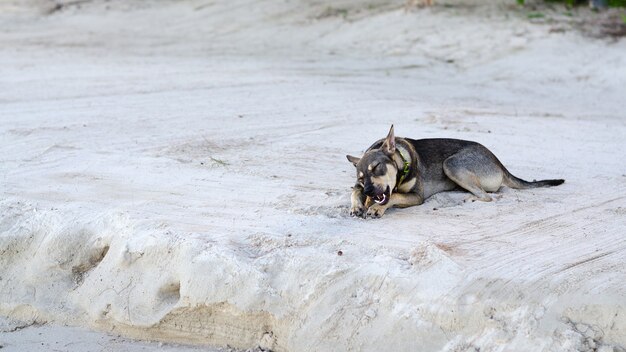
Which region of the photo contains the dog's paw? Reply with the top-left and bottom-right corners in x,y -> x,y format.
464,194 -> 493,203
350,205 -> 366,218
366,204 -> 386,218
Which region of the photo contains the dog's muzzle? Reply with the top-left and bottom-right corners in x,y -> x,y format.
367,185 -> 391,206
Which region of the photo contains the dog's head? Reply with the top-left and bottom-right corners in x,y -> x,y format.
346,125 -> 398,206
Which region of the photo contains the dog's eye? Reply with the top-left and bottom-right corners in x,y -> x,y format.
371,163 -> 385,175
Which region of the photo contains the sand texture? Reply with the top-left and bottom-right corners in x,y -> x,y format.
1,1 -> 625,351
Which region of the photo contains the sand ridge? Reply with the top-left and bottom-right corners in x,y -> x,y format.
1,1 -> 625,351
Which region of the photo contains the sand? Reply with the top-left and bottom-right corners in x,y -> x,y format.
1,1 -> 625,351
0,316 -> 229,352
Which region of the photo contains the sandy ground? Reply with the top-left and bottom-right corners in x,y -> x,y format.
1,1 -> 625,351
0,317 -> 227,352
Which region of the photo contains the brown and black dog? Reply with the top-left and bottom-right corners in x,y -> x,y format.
347,125 -> 564,218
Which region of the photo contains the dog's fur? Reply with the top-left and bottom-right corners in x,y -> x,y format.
347,125 -> 564,218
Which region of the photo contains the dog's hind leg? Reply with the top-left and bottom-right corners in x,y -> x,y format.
446,171 -> 493,202
443,146 -> 505,202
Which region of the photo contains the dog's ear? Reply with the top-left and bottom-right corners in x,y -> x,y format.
346,155 -> 360,167
381,124 -> 396,156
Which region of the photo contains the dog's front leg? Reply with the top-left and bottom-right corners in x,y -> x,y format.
350,184 -> 367,218
366,193 -> 423,218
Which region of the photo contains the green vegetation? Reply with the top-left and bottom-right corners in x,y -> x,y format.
546,0 -> 581,6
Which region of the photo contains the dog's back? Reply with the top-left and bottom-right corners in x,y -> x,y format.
408,138 -> 479,167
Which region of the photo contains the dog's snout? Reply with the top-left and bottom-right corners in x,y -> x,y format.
364,184 -> 376,195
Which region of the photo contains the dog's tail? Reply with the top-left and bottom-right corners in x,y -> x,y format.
504,171 -> 564,189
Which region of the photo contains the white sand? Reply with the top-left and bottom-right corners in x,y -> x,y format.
0,317 -> 227,352
1,1 -> 625,351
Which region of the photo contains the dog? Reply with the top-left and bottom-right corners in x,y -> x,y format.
347,125 -> 564,218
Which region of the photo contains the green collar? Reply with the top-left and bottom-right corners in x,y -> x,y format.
396,148 -> 411,189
